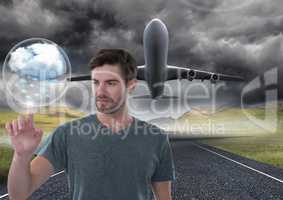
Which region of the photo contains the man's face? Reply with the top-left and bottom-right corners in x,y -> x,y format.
91,64 -> 136,114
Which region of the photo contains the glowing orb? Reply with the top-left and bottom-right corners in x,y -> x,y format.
2,38 -> 71,108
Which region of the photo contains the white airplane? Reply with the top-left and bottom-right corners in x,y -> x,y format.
68,18 -> 244,99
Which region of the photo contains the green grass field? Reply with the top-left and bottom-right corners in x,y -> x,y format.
0,144 -> 13,183
0,106 -> 84,134
167,104 -> 283,136
199,133 -> 283,169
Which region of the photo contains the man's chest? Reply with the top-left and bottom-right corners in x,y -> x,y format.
67,135 -> 159,180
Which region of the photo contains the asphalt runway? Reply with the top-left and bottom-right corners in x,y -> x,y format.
1,140 -> 283,200
171,140 -> 283,200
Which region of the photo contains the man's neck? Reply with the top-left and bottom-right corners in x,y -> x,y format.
96,109 -> 133,132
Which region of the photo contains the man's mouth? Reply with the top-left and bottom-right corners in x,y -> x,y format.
97,99 -> 111,103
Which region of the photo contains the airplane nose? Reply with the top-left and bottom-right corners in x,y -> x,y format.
144,18 -> 168,38
149,18 -> 163,24
147,18 -> 166,29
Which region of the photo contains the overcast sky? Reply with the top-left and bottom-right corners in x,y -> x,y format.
0,0 -> 282,116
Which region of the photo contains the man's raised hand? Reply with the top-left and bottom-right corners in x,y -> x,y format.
5,114 -> 43,159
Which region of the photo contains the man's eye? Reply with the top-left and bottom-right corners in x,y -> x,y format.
93,81 -> 99,85
108,81 -> 117,86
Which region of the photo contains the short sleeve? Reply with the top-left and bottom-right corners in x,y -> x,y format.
34,125 -> 68,172
151,135 -> 176,182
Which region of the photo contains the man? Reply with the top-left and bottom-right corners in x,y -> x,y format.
6,49 -> 176,200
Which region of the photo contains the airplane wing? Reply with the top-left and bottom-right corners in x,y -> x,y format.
66,65 -> 243,82
166,65 -> 245,82
67,66 -> 146,81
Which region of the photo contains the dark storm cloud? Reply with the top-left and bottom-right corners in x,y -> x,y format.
0,0 -> 71,62
0,0 -> 283,110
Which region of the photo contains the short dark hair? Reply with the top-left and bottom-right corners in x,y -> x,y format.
89,49 -> 137,82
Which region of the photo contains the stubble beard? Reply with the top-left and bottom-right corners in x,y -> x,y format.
95,96 -> 126,114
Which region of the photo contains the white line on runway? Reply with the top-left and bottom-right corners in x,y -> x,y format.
192,142 -> 283,184
0,194 -> 7,199
0,170 -> 65,199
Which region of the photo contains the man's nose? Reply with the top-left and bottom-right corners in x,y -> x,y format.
95,83 -> 107,95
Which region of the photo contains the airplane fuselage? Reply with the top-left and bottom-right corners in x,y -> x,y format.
143,19 -> 168,98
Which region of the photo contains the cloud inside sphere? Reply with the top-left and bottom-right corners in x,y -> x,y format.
8,42 -> 67,80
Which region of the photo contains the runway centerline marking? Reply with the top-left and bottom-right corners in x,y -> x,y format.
192,142 -> 283,184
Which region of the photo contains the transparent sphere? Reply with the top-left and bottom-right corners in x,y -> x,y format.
2,38 -> 71,108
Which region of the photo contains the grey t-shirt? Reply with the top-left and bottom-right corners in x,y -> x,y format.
35,114 -> 176,200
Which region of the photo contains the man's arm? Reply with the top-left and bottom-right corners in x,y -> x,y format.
151,134 -> 175,200
8,155 -> 54,200
30,156 -> 55,195
6,114 -> 54,200
151,181 -> 172,200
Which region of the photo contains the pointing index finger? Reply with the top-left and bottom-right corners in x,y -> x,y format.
18,115 -> 24,130
27,113 -> 34,129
